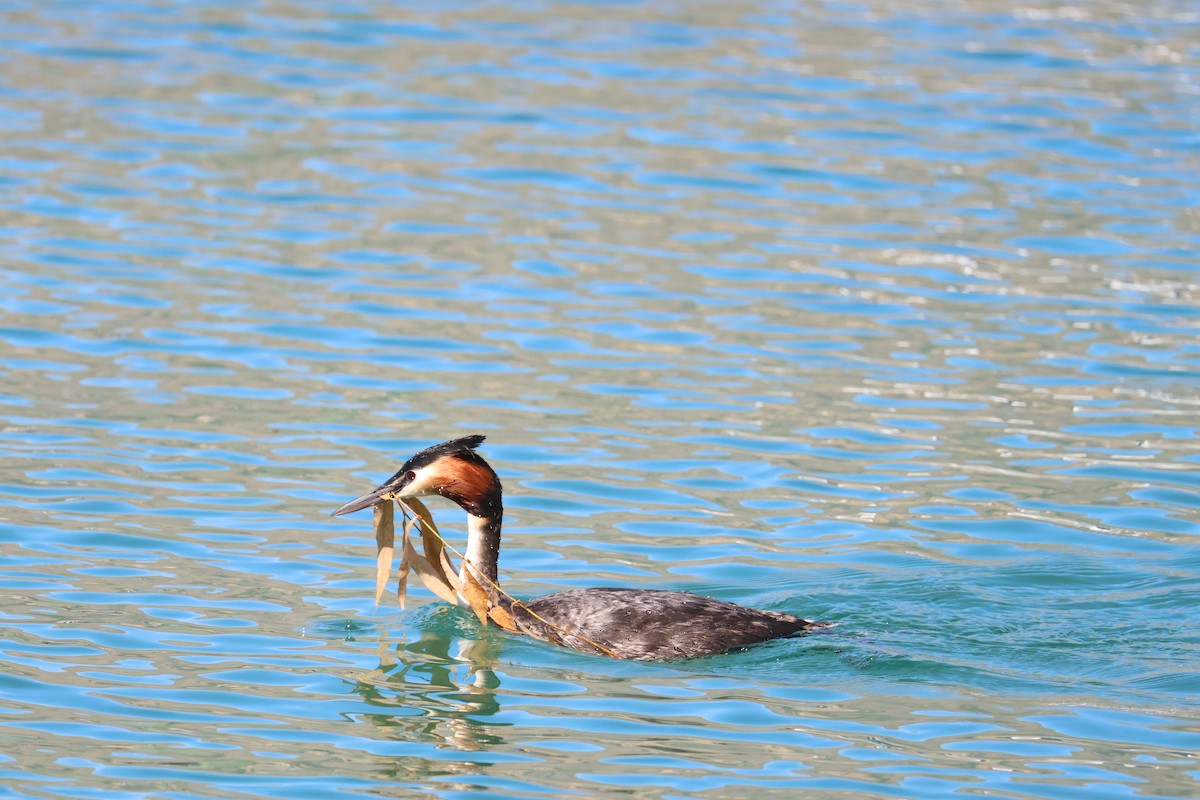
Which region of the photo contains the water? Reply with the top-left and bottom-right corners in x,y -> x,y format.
1,0 -> 1198,797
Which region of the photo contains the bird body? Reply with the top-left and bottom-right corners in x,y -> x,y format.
509,587 -> 818,660
333,436 -> 827,661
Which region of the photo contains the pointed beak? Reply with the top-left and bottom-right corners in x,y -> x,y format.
330,485 -> 394,517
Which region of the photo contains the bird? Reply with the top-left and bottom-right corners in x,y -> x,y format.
332,435 -> 829,660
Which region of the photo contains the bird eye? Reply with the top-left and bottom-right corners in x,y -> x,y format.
404,470 -> 416,483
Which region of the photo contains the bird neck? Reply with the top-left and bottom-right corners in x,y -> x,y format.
433,454 -> 503,606
459,510 -> 501,604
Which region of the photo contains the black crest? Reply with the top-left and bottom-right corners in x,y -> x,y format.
399,434 -> 487,473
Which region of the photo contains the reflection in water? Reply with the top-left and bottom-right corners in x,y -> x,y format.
353,630 -> 504,755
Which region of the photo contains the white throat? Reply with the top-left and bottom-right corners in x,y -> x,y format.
457,512 -> 493,605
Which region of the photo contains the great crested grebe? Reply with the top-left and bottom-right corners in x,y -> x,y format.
332,436 -> 828,660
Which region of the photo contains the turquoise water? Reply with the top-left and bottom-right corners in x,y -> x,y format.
1,1 -> 1198,797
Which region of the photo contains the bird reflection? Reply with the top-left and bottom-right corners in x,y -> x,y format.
349,623 -> 505,755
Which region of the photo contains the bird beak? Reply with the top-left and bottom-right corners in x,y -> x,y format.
330,484 -> 394,517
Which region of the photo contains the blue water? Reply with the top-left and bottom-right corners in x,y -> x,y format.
1,1 -> 1199,798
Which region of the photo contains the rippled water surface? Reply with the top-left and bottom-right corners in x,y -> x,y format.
2,1 -> 1198,797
